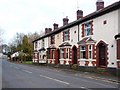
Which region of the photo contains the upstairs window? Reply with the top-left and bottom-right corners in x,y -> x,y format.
51,35 -> 55,44
84,22 -> 92,36
35,42 -> 38,49
63,29 -> 69,42
42,39 -> 44,47
80,45 -> 86,59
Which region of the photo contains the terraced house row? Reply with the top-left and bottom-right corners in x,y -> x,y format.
33,0 -> 120,72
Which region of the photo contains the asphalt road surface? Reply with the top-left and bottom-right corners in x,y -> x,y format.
2,59 -> 119,89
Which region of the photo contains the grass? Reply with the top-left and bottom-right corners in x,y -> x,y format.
24,61 -> 33,64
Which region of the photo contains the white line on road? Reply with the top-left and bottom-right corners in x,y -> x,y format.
39,75 -> 70,85
14,67 -> 20,69
22,70 -> 32,74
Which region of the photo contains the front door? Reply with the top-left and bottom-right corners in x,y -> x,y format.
55,49 -> 60,64
98,42 -> 107,67
72,46 -> 77,64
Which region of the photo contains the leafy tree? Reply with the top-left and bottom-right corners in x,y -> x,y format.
9,32 -> 40,61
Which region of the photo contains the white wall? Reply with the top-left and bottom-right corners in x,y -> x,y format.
55,33 -> 61,48
118,9 -> 120,33
44,37 -> 49,49
70,25 -> 78,47
93,10 -> 119,67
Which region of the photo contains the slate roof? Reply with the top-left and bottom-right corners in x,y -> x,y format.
77,37 -> 96,45
47,44 -> 56,49
114,33 -> 120,39
33,1 -> 120,43
39,47 -> 45,51
59,42 -> 72,47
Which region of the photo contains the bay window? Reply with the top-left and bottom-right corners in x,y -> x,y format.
88,45 -> 92,59
80,45 -> 86,59
61,49 -> 64,59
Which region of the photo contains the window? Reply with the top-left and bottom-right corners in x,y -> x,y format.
35,42 -> 37,49
63,30 -> 69,41
51,35 -> 55,44
61,49 -> 64,59
88,45 -> 92,59
103,20 -> 107,24
52,50 -> 54,59
42,39 -> 44,47
80,45 -> 86,59
47,50 -> 50,59
66,48 -> 69,59
84,22 -> 91,36
57,34 -> 59,39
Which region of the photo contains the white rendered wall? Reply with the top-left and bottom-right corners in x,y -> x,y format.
70,25 -> 78,48
93,10 -> 119,68
55,33 -> 61,48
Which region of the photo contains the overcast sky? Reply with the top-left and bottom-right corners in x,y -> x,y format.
0,0 -> 119,44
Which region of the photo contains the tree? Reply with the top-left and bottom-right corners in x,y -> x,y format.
9,32 -> 41,61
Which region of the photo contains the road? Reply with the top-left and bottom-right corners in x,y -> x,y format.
2,59 -> 119,89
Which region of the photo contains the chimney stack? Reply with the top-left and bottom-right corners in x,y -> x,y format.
45,28 -> 52,34
63,16 -> 69,26
77,10 -> 83,20
96,0 -> 104,11
53,23 -> 58,30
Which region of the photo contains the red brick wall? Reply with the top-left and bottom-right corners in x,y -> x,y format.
50,50 -> 52,59
117,39 -> 120,59
91,20 -> 93,35
69,48 -> 72,59
68,29 -> 70,40
77,46 -> 80,59
64,48 -> 66,59
92,44 -> 96,59
81,24 -> 84,37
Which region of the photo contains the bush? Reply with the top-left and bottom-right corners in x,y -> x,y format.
25,55 -> 32,61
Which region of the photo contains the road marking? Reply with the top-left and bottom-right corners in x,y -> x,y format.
81,87 -> 86,89
81,87 -> 92,90
39,75 -> 69,85
14,67 -> 20,69
22,70 -> 32,74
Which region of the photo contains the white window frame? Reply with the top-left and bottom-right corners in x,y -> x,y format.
64,30 -> 69,41
84,22 -> 91,36
35,42 -> 38,49
88,45 -> 92,59
66,48 -> 69,59
42,39 -> 44,47
80,45 -> 86,59
60,48 -> 64,59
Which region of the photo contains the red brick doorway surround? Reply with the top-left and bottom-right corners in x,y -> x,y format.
96,41 -> 108,68
72,45 -> 77,64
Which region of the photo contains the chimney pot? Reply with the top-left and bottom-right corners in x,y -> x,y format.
63,16 -> 69,26
77,10 -> 83,20
45,28 -> 52,34
53,23 -> 59,30
96,0 -> 104,11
